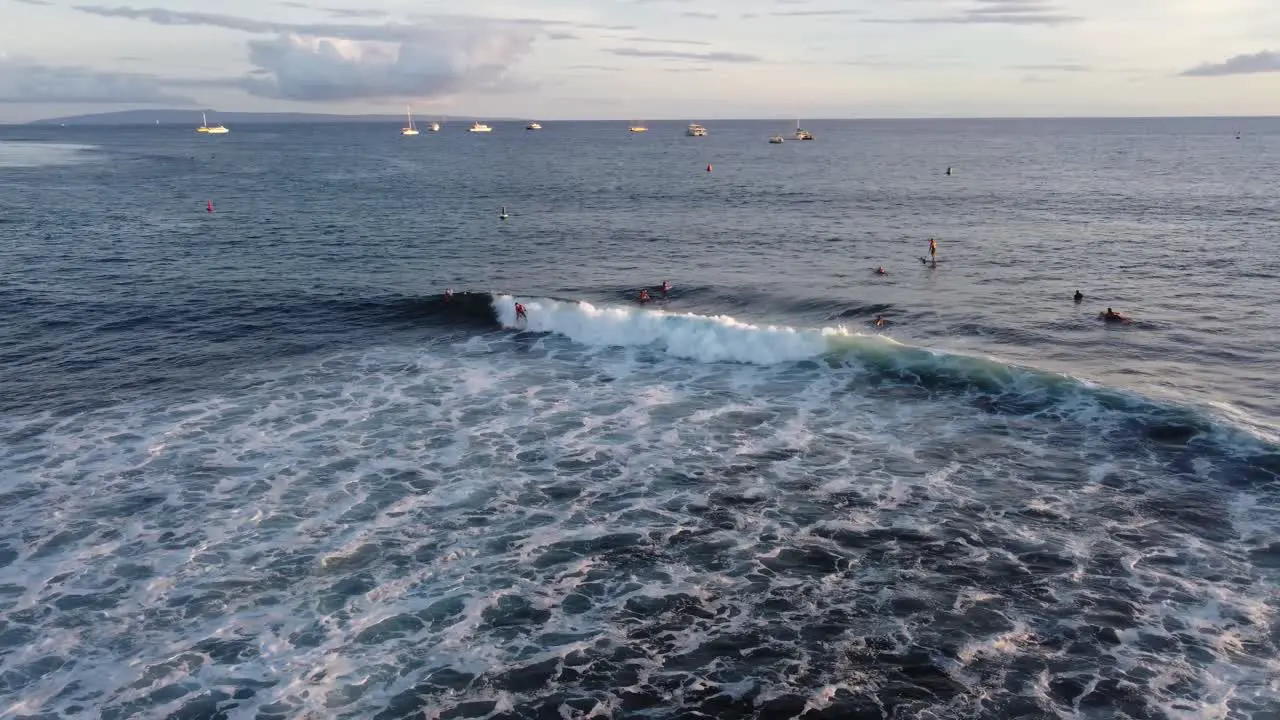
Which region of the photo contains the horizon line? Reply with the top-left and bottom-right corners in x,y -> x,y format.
8,111 -> 1280,126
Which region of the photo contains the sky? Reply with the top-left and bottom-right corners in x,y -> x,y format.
1,0 -> 1278,121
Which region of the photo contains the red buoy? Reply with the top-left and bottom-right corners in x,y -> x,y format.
207,200 -> 214,213
706,164 -> 712,172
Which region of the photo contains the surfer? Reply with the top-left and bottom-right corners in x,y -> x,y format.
928,238 -> 937,261
1073,290 -> 1083,303
876,266 -> 887,275
444,288 -> 453,303
660,280 -> 670,295
873,315 -> 886,328
638,289 -> 650,304
515,302 -> 527,322
1098,307 -> 1129,323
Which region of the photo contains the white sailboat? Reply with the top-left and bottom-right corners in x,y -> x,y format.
401,106 -> 419,136
794,120 -> 813,141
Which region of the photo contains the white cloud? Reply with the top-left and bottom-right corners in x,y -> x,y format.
237,30 -> 534,100
72,6 -> 549,102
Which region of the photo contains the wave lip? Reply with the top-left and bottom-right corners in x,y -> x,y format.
493,294 -> 857,364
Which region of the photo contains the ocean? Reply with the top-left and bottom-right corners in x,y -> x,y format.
1,117 -> 1278,719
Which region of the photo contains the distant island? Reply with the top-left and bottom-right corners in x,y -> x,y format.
23,109 -> 523,126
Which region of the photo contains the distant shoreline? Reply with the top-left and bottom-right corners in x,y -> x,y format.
8,110 -> 1280,127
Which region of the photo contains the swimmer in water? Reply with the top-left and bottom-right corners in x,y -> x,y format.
873,314 -> 886,328
638,289 -> 650,303
660,280 -> 670,294
1073,290 -> 1083,303
514,302 -> 527,321
444,288 -> 453,303
876,266 -> 887,275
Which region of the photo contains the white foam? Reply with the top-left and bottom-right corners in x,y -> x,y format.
2,330 -> 1278,719
493,294 -> 861,364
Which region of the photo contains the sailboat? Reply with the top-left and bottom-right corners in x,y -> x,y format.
401,106 -> 419,136
794,120 -> 813,141
197,112 -> 229,134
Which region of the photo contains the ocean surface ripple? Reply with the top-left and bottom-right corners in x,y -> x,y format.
1,118 -> 1278,719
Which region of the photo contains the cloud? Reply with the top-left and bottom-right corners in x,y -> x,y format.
865,0 -> 1082,25
1009,63 -> 1090,71
770,9 -> 865,17
73,6 -> 632,35
1180,50 -> 1280,77
72,5 -> 553,101
13,0 -> 53,5
0,55 -> 195,104
325,8 -> 387,19
607,47 -> 762,62
623,36 -> 712,46
237,31 -> 534,101
681,11 -> 717,19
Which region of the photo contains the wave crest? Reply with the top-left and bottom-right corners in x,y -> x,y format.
489,294 -> 1279,462
493,294 -> 865,364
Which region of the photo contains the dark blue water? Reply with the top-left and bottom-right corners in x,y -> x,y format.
1,119 -> 1278,719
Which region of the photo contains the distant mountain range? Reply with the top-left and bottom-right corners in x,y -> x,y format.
23,109 -> 524,126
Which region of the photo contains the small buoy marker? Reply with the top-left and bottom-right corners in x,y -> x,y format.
706,163 -> 712,172
207,200 -> 213,213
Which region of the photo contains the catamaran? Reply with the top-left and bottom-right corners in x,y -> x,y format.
401,106 -> 419,136
794,120 -> 813,141
197,112 -> 229,134
687,123 -> 707,137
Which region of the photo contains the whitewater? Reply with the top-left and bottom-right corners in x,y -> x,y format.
3,293 -> 1277,719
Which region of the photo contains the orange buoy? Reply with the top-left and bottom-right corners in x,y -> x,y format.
207,200 -> 213,213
